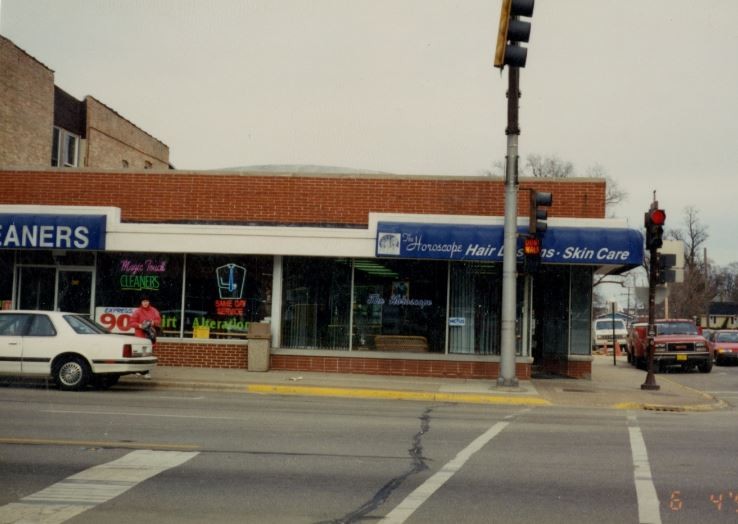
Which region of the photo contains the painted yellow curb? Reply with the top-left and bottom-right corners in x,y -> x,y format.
612,401 -> 726,412
246,384 -> 551,406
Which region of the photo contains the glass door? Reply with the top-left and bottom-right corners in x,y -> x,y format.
17,267 -> 56,311
16,266 -> 93,315
57,270 -> 93,315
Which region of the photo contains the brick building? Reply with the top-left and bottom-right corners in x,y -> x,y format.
0,168 -> 643,379
0,35 -> 169,170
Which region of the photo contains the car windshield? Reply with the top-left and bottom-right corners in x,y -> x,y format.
656,322 -> 698,335
64,314 -> 111,335
716,332 -> 738,343
596,321 -> 625,331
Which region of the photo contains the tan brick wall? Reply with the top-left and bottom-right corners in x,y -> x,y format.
85,97 -> 169,169
0,169 -> 607,223
0,36 -> 54,168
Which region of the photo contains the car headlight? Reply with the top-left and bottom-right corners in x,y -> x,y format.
695,342 -> 706,349
655,343 -> 666,350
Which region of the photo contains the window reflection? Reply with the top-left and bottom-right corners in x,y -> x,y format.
353,259 -> 446,353
282,257 -> 351,349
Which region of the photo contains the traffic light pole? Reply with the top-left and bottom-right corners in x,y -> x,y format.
641,244 -> 660,390
641,201 -> 662,390
499,66 -> 520,388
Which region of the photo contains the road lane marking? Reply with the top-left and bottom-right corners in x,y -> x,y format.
380,420 -> 511,523
0,437 -> 199,450
0,449 -> 198,523
628,413 -> 662,524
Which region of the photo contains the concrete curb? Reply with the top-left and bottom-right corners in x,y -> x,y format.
119,380 -> 551,406
245,384 -> 552,406
612,400 -> 728,412
117,377 -> 723,411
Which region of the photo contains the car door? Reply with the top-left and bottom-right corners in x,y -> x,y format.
21,313 -> 58,375
0,313 -> 30,374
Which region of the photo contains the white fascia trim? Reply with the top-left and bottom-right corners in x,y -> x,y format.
107,222 -> 375,257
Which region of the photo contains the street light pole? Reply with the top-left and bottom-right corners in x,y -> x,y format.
498,66 -> 520,387
494,0 -> 534,387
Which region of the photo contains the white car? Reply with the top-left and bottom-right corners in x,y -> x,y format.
0,310 -> 157,390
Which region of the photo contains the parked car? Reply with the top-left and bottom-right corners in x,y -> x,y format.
0,310 -> 157,390
708,330 -> 738,365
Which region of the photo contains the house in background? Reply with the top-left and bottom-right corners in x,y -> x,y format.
0,34 -> 169,170
701,302 -> 738,330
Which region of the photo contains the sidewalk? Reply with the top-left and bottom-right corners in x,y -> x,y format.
119,355 -> 726,411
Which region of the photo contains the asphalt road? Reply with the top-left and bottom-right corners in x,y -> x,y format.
655,361 -> 738,408
1,382 -> 738,524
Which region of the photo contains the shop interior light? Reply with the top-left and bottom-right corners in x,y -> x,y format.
354,260 -> 398,277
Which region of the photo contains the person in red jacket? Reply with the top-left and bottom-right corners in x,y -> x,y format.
131,295 -> 161,379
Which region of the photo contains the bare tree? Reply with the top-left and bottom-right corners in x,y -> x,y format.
584,164 -> 627,209
666,207 -> 715,319
713,262 -> 738,302
485,155 -> 626,214
522,154 -> 575,178
668,206 -> 709,269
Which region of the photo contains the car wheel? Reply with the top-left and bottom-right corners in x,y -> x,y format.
698,360 -> 713,373
53,356 -> 91,391
91,374 -> 120,390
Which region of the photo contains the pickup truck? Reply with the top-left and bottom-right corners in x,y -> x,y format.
627,319 -> 713,373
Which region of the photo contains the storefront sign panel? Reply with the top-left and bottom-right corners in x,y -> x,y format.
0,214 -> 106,250
376,222 -> 643,266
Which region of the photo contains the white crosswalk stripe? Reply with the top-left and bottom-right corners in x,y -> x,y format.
0,449 -> 198,524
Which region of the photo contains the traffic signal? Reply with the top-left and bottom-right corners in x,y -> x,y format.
644,206 -> 666,250
494,0 -> 535,69
523,236 -> 541,273
655,253 -> 677,285
529,190 -> 552,236
523,236 -> 541,256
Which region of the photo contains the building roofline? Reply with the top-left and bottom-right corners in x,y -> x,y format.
0,33 -> 54,73
85,95 -> 168,148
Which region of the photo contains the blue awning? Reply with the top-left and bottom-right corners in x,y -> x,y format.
376,221 -> 643,267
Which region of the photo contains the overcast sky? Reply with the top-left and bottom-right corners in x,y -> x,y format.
2,0 -> 737,271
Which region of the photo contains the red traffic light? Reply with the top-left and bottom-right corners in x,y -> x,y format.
649,209 -> 666,226
649,208 -> 666,226
524,236 -> 541,256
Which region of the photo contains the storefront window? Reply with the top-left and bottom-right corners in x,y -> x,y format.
570,267 -> 593,355
95,253 -> 183,336
184,255 -> 272,339
449,262 -> 501,355
353,259 -> 447,353
282,257 -> 351,349
0,251 -> 14,309
534,266 -> 569,357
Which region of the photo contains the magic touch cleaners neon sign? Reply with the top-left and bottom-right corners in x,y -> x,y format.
0,214 -> 106,250
376,222 -> 643,266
